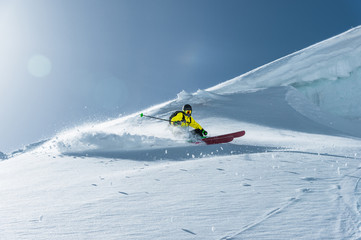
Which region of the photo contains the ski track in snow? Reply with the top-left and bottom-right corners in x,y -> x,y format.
219,150 -> 361,240
219,196 -> 301,240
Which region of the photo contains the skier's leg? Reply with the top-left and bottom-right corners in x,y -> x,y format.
190,129 -> 203,137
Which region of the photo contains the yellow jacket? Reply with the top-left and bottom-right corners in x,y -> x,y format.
170,112 -> 203,130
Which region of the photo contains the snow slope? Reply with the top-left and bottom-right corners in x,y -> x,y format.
2,26 -> 361,239
208,26 -> 361,120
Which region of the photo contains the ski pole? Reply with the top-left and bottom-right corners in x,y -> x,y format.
140,113 -> 170,122
140,113 -> 184,124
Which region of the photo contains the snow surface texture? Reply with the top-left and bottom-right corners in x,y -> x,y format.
2,26 -> 361,239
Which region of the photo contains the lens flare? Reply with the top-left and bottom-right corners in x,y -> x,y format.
27,54 -> 52,78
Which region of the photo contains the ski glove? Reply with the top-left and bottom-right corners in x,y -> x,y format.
202,129 -> 208,136
173,121 -> 182,126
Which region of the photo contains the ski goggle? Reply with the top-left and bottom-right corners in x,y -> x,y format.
185,110 -> 192,115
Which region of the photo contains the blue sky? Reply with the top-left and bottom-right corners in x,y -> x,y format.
1,0 -> 361,153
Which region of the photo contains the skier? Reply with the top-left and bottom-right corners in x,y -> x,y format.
169,104 -> 208,138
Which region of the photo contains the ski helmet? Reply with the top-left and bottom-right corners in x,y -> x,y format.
183,104 -> 192,116
183,104 -> 192,111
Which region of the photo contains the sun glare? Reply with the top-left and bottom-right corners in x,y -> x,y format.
27,54 -> 52,78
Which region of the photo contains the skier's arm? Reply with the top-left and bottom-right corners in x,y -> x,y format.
171,112 -> 185,125
189,117 -> 203,130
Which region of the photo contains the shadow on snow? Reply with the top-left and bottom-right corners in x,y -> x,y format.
63,144 -> 277,161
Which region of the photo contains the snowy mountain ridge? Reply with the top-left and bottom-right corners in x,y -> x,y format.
208,25 -> 361,119
208,26 -> 361,93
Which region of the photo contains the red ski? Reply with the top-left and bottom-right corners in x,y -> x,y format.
201,130 -> 246,145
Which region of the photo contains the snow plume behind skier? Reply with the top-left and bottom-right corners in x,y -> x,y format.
169,104 -> 208,139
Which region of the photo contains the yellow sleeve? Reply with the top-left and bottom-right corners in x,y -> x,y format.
170,112 -> 184,125
189,117 -> 203,130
